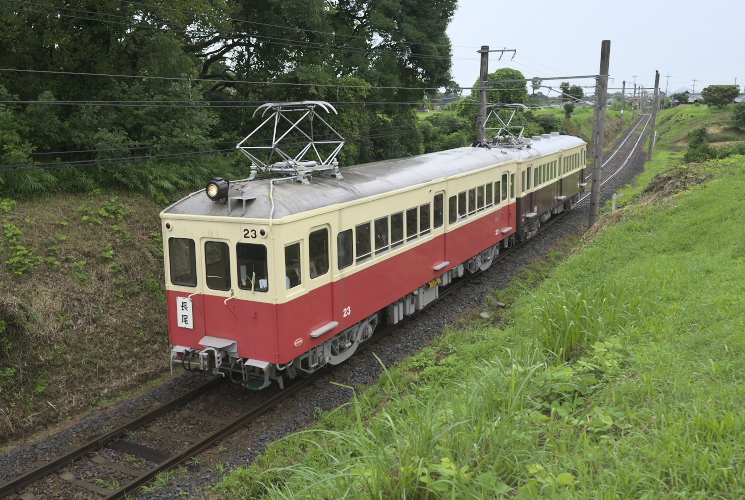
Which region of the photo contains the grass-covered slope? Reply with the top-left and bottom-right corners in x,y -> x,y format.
0,193 -> 170,443
216,109 -> 745,498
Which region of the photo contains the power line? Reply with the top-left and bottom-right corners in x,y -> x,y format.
0,68 -> 443,92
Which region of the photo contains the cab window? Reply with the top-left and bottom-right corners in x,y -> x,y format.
237,243 -> 268,292
169,238 -> 196,287
205,241 -> 230,291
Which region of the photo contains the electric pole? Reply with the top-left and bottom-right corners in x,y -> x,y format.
589,40 -> 611,229
476,46 -> 516,143
621,81 -> 625,128
477,46 -> 489,143
648,71 -> 660,161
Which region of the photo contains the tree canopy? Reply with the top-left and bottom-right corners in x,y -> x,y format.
0,0 -> 457,195
701,85 -> 740,108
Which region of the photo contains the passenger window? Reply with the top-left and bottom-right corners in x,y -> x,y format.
521,171 -> 526,193
338,229 -> 353,270
477,186 -> 484,211
485,183 -> 493,207
502,173 -> 508,201
375,217 -> 389,254
169,238 -> 196,287
237,242 -> 268,292
468,188 -> 476,215
356,222 -> 372,263
205,241 -> 231,291
493,182 -> 499,205
309,228 -> 329,279
433,193 -> 444,229
419,203 -> 430,236
457,192 -> 466,219
406,207 -> 418,241
391,212 -> 404,248
527,167 -> 532,190
285,242 -> 302,289
448,195 -> 457,224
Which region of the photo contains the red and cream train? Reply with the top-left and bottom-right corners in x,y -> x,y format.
161,103 -> 586,389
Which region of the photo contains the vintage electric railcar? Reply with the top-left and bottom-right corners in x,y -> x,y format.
161,103 -> 586,389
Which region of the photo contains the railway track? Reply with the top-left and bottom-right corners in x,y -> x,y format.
0,116 -> 652,499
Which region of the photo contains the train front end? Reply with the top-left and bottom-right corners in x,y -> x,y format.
161,189 -> 285,390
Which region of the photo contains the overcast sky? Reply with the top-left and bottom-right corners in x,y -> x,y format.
446,0 -> 742,97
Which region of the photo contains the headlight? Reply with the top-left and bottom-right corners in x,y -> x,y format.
206,177 -> 229,201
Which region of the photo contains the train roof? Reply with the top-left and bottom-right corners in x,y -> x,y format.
162,133 -> 585,221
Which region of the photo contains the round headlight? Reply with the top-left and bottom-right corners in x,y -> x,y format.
206,177 -> 229,201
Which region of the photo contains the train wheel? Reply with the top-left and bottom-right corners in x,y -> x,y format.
479,244 -> 499,271
327,326 -> 361,365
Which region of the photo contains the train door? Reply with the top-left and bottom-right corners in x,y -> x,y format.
199,238 -> 241,340
306,226 -> 335,334
432,192 -> 446,267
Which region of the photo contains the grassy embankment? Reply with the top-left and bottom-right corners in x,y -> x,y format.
0,193 -> 172,445
215,106 -> 745,498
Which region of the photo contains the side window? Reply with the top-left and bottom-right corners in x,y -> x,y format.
527,167 -> 532,190
285,242 -> 302,289
309,228 -> 329,279
356,222 -> 372,263
485,183 -> 493,207
337,229 -> 353,270
448,195 -> 457,224
169,238 -> 196,287
521,170 -> 526,193
433,193 -> 444,229
391,212 -> 404,248
477,185 -> 485,212
457,191 -> 466,219
375,217 -> 389,254
468,188 -> 476,215
510,173 -> 515,199
205,241 -> 230,291
406,207 -> 418,241
237,242 -> 268,292
419,203 -> 430,236
502,173 -> 508,201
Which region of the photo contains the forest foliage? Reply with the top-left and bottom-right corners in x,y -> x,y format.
0,0 -> 459,196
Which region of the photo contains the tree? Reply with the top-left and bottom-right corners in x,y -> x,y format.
568,85 -> 584,103
701,85 -> 740,108
671,91 -> 690,105
564,103 -> 575,118
732,102 -> 745,130
476,68 -> 529,105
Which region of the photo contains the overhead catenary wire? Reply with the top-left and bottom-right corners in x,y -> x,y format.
0,68 -> 444,92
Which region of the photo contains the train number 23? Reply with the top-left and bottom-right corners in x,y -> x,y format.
342,306 -> 352,317
243,228 -> 258,239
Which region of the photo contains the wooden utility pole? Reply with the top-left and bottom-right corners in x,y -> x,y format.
621,80 -> 625,128
648,71 -> 660,160
588,40 -> 611,229
477,46 -> 489,144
